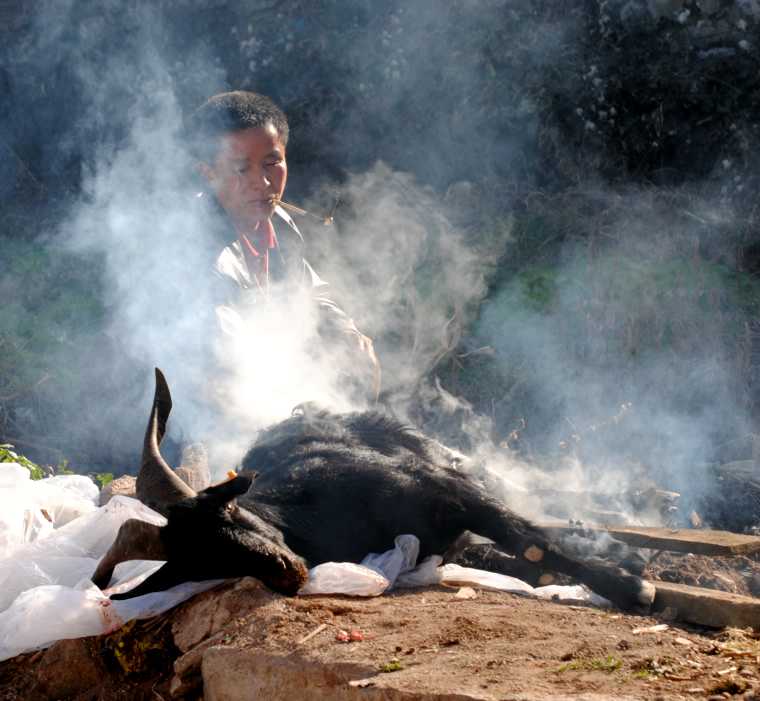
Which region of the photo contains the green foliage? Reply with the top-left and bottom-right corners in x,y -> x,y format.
95,472 -> 115,488
0,232 -> 106,467
56,459 -> 75,476
516,266 -> 557,313
379,660 -> 403,673
0,444 -> 45,480
557,655 -> 622,674
481,248 -> 760,361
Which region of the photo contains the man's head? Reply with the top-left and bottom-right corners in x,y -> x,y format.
189,91 -> 289,230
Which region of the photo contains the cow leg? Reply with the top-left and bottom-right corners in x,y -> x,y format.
109,562 -> 187,600
92,519 -> 167,590
443,531 -> 546,586
536,547 -> 655,608
466,503 -> 655,610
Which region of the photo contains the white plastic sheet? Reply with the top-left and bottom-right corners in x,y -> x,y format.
299,535 -> 432,597
0,578 -> 225,661
361,534 -> 421,587
0,465 -> 100,560
299,537 -> 611,608
298,562 -> 390,597
0,496 -> 166,613
0,488 -> 224,662
439,563 -> 537,595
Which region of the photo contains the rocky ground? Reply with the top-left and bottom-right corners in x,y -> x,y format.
1,577 -> 759,701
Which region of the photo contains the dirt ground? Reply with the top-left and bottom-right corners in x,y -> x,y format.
2,580 -> 759,700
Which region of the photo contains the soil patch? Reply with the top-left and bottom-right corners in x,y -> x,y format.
1,580 -> 759,700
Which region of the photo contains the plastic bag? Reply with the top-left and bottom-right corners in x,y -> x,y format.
298,562 -> 390,597
439,564 -> 612,606
0,576 -> 225,662
0,463 -> 29,487
0,464 -> 49,558
35,475 -> 100,526
361,534 -> 420,587
0,467 -> 101,560
299,534 -> 426,597
395,555 -> 443,588
439,563 -> 537,595
0,493 -> 222,662
534,584 -> 611,608
0,496 -> 165,614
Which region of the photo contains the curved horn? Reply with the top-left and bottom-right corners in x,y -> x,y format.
136,368 -> 196,515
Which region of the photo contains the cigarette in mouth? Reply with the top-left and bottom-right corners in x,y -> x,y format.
273,199 -> 334,225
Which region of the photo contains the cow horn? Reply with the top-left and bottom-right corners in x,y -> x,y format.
136,368 -> 196,515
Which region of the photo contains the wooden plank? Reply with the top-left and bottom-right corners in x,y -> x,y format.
540,523 -> 760,556
652,580 -> 760,629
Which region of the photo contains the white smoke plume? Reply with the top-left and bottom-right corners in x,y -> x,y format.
8,0 -> 755,531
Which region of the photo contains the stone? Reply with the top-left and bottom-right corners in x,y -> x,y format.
171,577 -> 277,653
201,646 -> 485,700
98,474 -> 136,505
32,638 -> 104,700
175,442 -> 211,492
653,580 -> 760,629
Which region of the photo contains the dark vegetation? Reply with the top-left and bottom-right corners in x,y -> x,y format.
2,1 -> 760,504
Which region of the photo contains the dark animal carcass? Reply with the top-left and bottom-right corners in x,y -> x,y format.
91,370 -> 308,598
93,369 -> 654,611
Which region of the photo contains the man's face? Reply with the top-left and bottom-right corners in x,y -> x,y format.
199,124 -> 287,230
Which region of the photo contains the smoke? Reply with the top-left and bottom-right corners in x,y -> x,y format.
469,186 -> 755,520
9,1 -> 527,478
4,0 -> 758,530
302,164 -> 498,392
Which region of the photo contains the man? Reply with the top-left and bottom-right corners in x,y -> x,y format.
187,90 -> 379,401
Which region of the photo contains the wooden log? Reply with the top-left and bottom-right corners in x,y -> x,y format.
652,580 -> 760,629
540,523 -> 760,557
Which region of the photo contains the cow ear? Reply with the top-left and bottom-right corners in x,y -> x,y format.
196,474 -> 253,508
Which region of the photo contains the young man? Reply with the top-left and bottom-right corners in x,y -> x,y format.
187,91 -> 379,401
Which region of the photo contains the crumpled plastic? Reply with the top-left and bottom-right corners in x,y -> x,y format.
0,495 -> 166,613
0,577 -> 225,661
298,562 -> 391,597
297,536 -> 611,608
0,487 -> 223,662
0,464 -> 100,560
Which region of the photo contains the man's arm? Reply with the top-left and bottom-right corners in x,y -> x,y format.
303,258 -> 381,402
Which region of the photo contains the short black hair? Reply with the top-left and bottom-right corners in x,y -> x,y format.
187,90 -> 289,162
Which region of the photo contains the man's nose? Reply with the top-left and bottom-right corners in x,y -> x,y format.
244,165 -> 271,191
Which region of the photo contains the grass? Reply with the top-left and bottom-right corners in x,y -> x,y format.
557,655 -> 622,674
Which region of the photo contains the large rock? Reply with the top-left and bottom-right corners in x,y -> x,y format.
31,639 -> 104,700
175,442 -> 211,492
98,474 -> 136,505
201,646 -> 480,701
171,577 -> 277,653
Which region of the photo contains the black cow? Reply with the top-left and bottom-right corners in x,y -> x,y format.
92,369 -> 654,611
